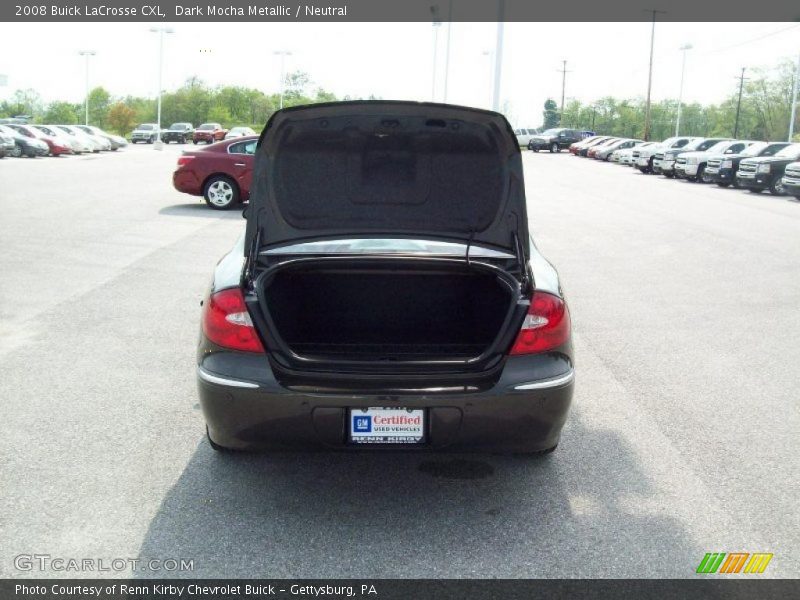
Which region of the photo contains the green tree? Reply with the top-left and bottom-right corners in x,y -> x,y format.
87,87 -> 111,127
9,88 -> 43,116
107,102 -> 137,135
542,98 -> 559,129
42,101 -> 80,124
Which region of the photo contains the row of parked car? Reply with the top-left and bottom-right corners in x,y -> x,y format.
0,122 -> 127,158
130,122 -> 257,144
516,128 -> 594,153
569,134 -> 800,199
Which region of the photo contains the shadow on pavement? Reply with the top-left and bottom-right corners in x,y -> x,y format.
159,203 -> 245,219
135,419 -> 698,578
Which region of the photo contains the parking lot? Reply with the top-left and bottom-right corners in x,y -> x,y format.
1,144 -> 798,578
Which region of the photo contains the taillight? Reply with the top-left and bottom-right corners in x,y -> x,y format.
509,292 -> 570,355
177,155 -> 195,167
202,288 -> 264,353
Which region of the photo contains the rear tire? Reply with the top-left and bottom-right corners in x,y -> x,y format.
550,142 -> 559,153
203,175 -> 240,210
10,145 -> 22,158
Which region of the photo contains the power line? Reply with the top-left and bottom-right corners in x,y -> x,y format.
699,24 -> 800,57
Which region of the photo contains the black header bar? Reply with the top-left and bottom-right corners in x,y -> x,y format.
3,0 -> 800,22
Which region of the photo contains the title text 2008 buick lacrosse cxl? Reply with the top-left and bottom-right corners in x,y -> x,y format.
197,101 -> 574,454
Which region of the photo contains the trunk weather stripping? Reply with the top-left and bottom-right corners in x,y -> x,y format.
251,255 -> 527,376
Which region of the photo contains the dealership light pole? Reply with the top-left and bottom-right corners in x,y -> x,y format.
675,43 -> 692,136
149,27 -> 174,146
482,50 -> 494,108
491,0 -> 505,112
442,0 -> 454,102
78,50 -> 95,126
274,50 -> 292,109
789,52 -> 800,142
431,14 -> 441,101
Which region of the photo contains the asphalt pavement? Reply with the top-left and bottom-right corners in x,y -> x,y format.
0,144 -> 797,578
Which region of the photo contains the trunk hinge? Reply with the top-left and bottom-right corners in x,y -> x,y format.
512,231 -> 530,292
465,229 -> 475,267
243,214 -> 261,290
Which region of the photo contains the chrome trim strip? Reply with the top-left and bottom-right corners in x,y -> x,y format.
514,369 -> 575,390
197,367 -> 259,389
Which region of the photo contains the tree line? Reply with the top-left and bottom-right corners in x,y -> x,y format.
0,71 -> 341,134
3,60 -> 797,142
543,58 -> 799,142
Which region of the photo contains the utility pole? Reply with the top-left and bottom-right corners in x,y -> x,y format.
78,50 -> 95,126
491,0 -> 505,112
789,52 -> 800,142
557,60 -> 571,125
734,67 -> 748,138
675,43 -> 692,136
643,9 -> 666,141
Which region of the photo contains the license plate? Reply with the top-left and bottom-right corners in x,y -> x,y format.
349,407 -> 425,444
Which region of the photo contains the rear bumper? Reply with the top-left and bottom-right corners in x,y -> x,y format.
173,169 -> 202,195
198,352 -> 575,453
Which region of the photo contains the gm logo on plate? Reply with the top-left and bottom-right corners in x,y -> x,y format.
353,415 -> 372,433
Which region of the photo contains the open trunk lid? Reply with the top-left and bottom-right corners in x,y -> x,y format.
244,101 -> 529,259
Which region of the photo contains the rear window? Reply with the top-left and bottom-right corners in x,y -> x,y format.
229,140 -> 256,155
757,143 -> 786,157
775,144 -> 800,158
198,124 -> 215,130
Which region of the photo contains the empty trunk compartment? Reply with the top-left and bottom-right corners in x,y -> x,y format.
259,260 -> 518,363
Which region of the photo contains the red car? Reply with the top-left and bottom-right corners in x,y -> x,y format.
6,124 -> 72,156
192,122 -> 228,144
172,136 -> 257,209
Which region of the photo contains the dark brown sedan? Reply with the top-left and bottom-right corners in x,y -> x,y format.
197,101 -> 575,454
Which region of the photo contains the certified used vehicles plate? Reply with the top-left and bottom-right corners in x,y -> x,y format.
349,407 -> 425,444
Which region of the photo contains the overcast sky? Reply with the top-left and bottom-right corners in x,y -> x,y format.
1,22 -> 798,126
